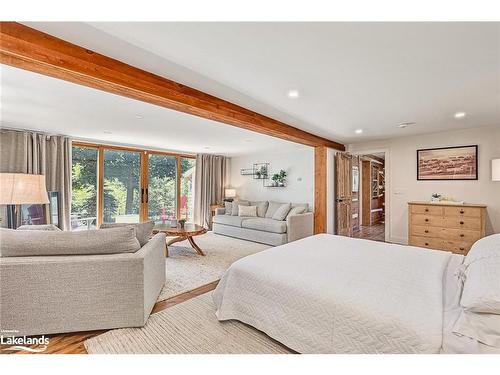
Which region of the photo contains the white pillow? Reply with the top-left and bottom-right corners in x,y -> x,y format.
272,203 -> 292,221
453,310 -> 500,348
238,205 -> 257,217
231,200 -> 249,216
460,233 -> 500,314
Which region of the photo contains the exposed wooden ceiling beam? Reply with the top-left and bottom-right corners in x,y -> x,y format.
0,22 -> 345,151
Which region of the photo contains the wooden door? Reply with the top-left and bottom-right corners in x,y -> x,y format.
335,152 -> 353,236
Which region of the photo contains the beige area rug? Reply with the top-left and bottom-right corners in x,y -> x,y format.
85,293 -> 293,354
158,232 -> 271,302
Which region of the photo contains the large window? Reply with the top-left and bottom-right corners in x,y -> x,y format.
103,149 -> 141,224
71,146 -> 98,230
148,154 -> 177,224
70,143 -> 195,229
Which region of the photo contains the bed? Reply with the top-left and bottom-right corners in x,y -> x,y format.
213,233 -> 500,354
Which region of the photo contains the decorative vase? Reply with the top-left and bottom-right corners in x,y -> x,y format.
179,220 -> 186,228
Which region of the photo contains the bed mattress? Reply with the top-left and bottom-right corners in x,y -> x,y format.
213,234 -> 454,354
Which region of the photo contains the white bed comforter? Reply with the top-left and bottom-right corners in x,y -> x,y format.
213,234 -> 453,354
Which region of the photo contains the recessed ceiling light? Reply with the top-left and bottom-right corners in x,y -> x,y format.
287,89 -> 300,99
355,129 -> 363,134
204,146 -> 211,150
103,131 -> 113,134
135,114 -> 144,119
244,139 -> 253,143
397,122 -> 416,128
454,112 -> 466,119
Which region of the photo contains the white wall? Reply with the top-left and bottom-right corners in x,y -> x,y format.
349,125 -> 500,244
228,147 -> 314,207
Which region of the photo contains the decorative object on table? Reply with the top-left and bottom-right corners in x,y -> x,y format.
492,159 -> 500,181
0,173 -> 50,229
431,193 -> 442,203
417,145 -> 478,180
169,219 -> 178,228
178,219 -> 186,229
270,169 -> 287,187
224,188 -> 236,202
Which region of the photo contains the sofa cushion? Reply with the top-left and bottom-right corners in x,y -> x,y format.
100,221 -> 154,246
241,218 -> 287,234
250,201 -> 269,217
0,227 -> 141,257
272,203 -> 292,221
239,205 -> 257,217
212,215 -> 246,227
17,224 -> 61,231
265,201 -> 285,218
231,200 -> 249,216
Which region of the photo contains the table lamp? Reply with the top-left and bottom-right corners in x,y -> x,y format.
224,188 -> 236,202
0,173 -> 49,228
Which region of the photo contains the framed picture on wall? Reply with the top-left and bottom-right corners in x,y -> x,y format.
417,145 -> 478,180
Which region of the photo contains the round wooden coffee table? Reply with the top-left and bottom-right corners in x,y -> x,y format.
153,223 -> 207,257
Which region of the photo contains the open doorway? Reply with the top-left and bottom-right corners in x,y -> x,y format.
352,153 -> 385,241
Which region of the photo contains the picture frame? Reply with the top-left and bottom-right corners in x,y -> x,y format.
417,145 -> 478,181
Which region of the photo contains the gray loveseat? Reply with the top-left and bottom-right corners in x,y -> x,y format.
212,200 -> 313,246
0,225 -> 166,337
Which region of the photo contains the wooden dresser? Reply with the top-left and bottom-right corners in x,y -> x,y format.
408,201 -> 487,255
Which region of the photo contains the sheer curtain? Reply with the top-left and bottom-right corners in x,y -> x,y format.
0,129 -> 72,230
193,154 -> 227,228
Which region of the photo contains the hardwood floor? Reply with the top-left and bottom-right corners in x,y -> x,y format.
0,281 -> 219,355
352,223 -> 386,242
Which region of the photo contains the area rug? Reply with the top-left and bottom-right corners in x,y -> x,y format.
158,232 -> 270,302
85,293 -> 293,354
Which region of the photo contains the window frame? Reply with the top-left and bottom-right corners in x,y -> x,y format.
72,141 -> 195,226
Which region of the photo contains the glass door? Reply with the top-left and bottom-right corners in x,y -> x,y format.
147,153 -> 177,224
180,157 -> 196,222
103,149 -> 142,223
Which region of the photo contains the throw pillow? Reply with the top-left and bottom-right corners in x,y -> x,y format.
287,204 -> 308,218
239,205 -> 257,217
0,227 -> 140,257
265,201 -> 284,218
100,221 -> 155,247
231,200 -> 249,216
224,201 -> 232,215
272,203 -> 292,221
250,201 -> 269,217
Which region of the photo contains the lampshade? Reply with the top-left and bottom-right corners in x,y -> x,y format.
493,159 -> 500,181
225,188 -> 236,198
0,173 -> 49,204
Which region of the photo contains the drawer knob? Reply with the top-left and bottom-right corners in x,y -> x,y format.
425,218 -> 429,222
424,230 -> 429,233
460,234 -> 465,238
460,221 -> 464,225
425,208 -> 429,212
425,242 -> 429,246
460,247 -> 465,251
460,210 -> 464,214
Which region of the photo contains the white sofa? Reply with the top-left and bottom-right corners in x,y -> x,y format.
212,200 -> 313,246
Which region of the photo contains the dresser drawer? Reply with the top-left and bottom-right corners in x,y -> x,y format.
411,214 -> 444,227
409,235 -> 444,250
442,240 -> 471,255
444,206 -> 482,218
444,216 -> 481,230
410,225 -> 442,238
411,204 -> 443,216
442,228 -> 481,243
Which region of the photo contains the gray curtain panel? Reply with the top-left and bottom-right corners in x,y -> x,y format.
0,129 -> 72,230
194,154 -> 227,228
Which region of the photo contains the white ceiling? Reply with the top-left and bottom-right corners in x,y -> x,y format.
0,64 -> 307,156
19,22 -> 500,145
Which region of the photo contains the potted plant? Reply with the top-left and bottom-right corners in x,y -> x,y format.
431,193 -> 441,203
272,169 -> 287,187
